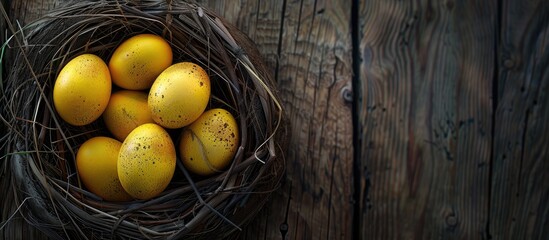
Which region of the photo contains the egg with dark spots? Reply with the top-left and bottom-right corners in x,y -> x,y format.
109,34 -> 172,90
118,123 -> 176,200
102,90 -> 154,141
148,62 -> 210,129
53,54 -> 111,126
179,108 -> 239,176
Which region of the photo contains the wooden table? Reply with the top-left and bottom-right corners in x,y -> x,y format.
2,0 -> 548,239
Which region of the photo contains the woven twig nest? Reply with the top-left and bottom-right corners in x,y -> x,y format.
1,0 -> 286,239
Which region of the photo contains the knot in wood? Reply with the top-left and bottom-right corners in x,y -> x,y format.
279,223 -> 288,235
341,85 -> 353,103
445,215 -> 458,227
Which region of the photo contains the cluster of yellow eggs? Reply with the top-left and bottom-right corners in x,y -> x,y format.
53,34 -> 239,201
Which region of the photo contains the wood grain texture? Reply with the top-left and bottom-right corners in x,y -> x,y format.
1,0 -> 7,236
9,0 -> 63,25
490,1 -> 549,238
197,0 -> 355,239
356,0 -> 495,239
1,0 -> 5,45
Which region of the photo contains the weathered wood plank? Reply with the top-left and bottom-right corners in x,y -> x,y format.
9,0 -> 63,25
356,1 -> 495,239
198,0 -> 355,239
0,0 -> 7,237
1,0 -> 5,44
490,1 -> 549,238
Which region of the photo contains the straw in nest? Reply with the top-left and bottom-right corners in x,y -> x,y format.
0,0 -> 286,239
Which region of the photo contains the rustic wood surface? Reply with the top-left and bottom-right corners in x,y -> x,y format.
490,0 -> 549,239
356,1 -> 496,239
1,0 -> 548,239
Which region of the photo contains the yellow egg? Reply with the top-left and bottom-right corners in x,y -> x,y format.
102,90 -> 154,141
53,54 -> 111,126
76,137 -> 133,202
179,108 -> 239,176
109,34 -> 173,90
118,123 -> 176,200
148,62 -> 211,129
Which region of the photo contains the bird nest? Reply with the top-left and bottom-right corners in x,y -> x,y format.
0,0 -> 286,239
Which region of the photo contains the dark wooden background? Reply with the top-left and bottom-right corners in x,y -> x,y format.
2,0 -> 548,239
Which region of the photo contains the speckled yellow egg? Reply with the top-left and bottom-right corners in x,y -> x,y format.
76,137 -> 133,202
109,34 -> 173,90
102,90 -> 154,141
53,54 -> 111,126
118,123 -> 176,200
148,62 -> 211,129
179,108 -> 239,176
